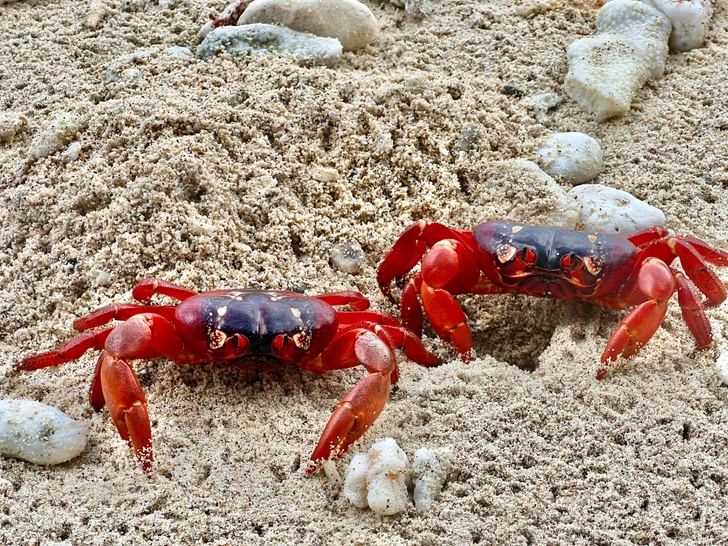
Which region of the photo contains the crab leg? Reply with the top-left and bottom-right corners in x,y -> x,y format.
599,258 -> 675,377
16,328 -> 114,371
421,281 -> 474,360
377,220 -> 474,303
93,313 -> 188,470
674,271 -> 712,348
672,240 -> 728,307
131,277 -> 199,302
336,310 -> 401,327
313,291 -> 370,311
74,304 -> 177,331
305,327 -> 399,472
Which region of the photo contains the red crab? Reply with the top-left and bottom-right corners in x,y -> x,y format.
15,278 -> 439,473
377,220 -> 728,378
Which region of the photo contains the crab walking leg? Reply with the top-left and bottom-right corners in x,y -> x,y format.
332,320 -> 440,368
313,291 -> 371,311
16,328 -> 114,371
672,240 -> 728,307
131,277 -> 199,302
377,220 -> 431,303
73,304 -> 177,331
306,328 -> 398,473
599,258 -> 676,378
401,274 -> 425,336
674,271 -> 712,348
336,310 -> 401,327
98,351 -> 153,471
378,324 -> 440,367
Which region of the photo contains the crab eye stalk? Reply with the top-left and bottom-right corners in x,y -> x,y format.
272,334 -> 291,351
521,247 -> 537,265
561,252 -> 583,271
227,334 -> 249,353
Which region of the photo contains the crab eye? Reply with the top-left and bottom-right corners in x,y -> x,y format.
273,334 -> 291,351
561,252 -> 582,271
520,247 -> 537,264
228,334 -> 249,352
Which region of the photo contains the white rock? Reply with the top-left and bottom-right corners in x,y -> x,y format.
716,351 -> 728,387
165,46 -> 194,57
569,183 -> 666,236
412,447 -> 453,511
536,132 -> 603,185
374,131 -> 394,154
564,0 -> 671,121
343,438 -> 411,515
198,24 -> 343,68
641,0 -> 713,51
238,0 -> 378,51
0,400 -> 87,465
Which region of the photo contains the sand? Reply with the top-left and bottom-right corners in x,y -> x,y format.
1,0 -> 728,543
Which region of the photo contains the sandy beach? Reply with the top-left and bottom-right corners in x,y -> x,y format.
2,0 -> 728,543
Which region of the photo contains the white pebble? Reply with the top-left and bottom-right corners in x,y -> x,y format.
238,0 -> 378,51
343,438 -> 411,516
0,400 -> 87,465
330,241 -> 365,274
569,183 -> 666,236
536,132 -> 603,185
716,351 -> 728,387
63,141 -> 83,162
165,46 -> 194,58
412,447 -> 453,511
564,0 -> 671,121
641,0 -> 713,51
86,0 -> 107,30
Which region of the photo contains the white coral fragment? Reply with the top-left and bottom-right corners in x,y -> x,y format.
641,0 -> 713,51
412,447 -> 453,511
716,351 -> 728,387
565,0 -> 671,121
343,438 -> 411,516
0,400 -> 87,465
